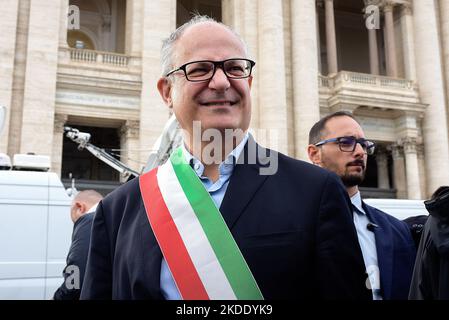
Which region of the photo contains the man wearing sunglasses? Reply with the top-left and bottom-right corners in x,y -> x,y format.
307,111 -> 416,300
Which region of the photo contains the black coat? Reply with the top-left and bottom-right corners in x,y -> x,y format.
81,139 -> 371,300
53,212 -> 94,300
362,203 -> 416,299
409,188 -> 449,299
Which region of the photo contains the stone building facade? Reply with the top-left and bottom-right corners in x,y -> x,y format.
1,0 -> 448,198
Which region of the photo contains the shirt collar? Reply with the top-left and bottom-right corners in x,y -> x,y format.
181,132 -> 249,178
350,191 -> 366,215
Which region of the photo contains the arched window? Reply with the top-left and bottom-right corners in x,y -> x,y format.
67,30 -> 95,50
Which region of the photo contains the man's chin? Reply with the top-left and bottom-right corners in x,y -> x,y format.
341,174 -> 364,187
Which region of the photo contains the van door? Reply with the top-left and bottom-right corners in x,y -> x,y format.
0,171 -> 72,299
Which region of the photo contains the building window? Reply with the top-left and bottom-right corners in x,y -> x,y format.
67,30 -> 95,50
67,0 -> 127,53
62,125 -> 121,194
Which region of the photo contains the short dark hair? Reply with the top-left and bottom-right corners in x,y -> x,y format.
308,111 -> 359,145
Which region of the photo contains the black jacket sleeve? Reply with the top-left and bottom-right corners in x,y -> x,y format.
80,202 -> 113,299
53,213 -> 94,300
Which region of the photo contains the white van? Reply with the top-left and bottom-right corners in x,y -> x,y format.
0,164 -> 73,299
364,198 -> 428,220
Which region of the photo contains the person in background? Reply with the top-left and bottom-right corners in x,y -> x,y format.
53,190 -> 103,300
307,111 -> 416,300
409,186 -> 449,300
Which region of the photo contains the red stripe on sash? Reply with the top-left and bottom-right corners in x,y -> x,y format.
139,168 -> 209,300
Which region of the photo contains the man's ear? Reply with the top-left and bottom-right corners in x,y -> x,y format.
307,144 -> 322,166
157,77 -> 173,107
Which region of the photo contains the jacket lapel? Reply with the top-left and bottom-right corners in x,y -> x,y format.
219,137 -> 270,229
138,199 -> 165,299
362,202 -> 394,299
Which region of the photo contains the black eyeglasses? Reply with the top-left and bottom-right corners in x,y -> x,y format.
165,58 -> 256,82
315,136 -> 376,155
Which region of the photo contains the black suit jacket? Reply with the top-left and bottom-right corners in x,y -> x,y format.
81,140 -> 371,300
362,203 -> 416,300
54,212 -> 94,300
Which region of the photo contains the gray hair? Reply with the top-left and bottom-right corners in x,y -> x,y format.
160,14 -> 249,77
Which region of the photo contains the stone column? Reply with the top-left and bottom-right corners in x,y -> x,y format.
0,0 -> 19,153
365,0 -> 380,75
417,143 -> 427,198
59,0 -> 69,48
139,0 -> 176,165
391,144 -> 407,199
222,0 -> 260,130
257,0 -> 289,154
402,138 -> 422,199
440,0 -> 449,148
324,0 -> 338,74
110,0 -> 119,52
7,0 -> 31,157
368,28 -> 380,75
383,1 -> 398,77
376,146 -> 390,189
20,0 -> 61,157
413,0 -> 449,195
51,114 -> 68,176
125,0 -> 143,56
120,120 -> 141,182
400,3 -> 416,80
291,0 -> 320,160
316,3 -> 322,74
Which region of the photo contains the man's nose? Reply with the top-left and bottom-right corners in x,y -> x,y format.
353,142 -> 366,156
208,67 -> 231,91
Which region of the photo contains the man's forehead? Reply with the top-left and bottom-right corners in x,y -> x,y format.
324,116 -> 365,136
175,22 -> 246,58
181,21 -> 235,40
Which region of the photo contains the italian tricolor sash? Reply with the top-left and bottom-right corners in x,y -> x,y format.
139,147 -> 263,300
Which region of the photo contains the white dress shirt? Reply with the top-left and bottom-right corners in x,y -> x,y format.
351,191 -> 382,300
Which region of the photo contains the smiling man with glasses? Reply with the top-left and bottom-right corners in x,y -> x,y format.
307,111 -> 416,300
81,16 -> 371,301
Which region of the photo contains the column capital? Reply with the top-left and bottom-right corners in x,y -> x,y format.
120,120 -> 140,139
400,2 -> 413,16
400,137 -> 418,154
416,143 -> 425,158
54,114 -> 68,133
363,0 -> 382,7
389,143 -> 404,159
382,1 -> 396,13
376,146 -> 388,163
376,144 -> 388,156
